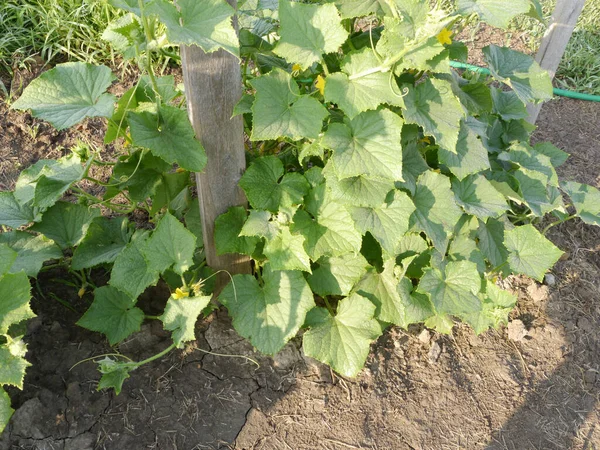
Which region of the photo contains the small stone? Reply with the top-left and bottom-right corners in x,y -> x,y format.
428,342 -> 442,363
507,320 -> 528,342
584,369 -> 597,386
418,329 -> 431,344
544,273 -> 556,286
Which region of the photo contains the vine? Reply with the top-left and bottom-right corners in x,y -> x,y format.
1,0 -> 600,434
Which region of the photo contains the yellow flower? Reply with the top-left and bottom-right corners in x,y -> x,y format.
436,28 -> 452,45
315,75 -> 326,95
78,287 -> 86,298
172,287 -> 190,300
192,280 -> 205,296
292,64 -> 302,76
420,136 -> 432,145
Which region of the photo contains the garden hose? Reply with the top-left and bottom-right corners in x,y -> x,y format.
449,60 -> 600,102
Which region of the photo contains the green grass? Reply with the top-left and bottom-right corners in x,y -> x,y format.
0,0 -> 117,75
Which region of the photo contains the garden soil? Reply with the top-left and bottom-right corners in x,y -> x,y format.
1,69 -> 600,450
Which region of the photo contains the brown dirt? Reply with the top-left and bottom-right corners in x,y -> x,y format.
1,55 -> 600,450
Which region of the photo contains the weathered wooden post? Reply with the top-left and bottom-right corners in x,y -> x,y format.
527,0 -> 586,124
180,1 -> 251,292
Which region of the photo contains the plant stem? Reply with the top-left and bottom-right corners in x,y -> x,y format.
322,297 -> 335,316
133,342 -> 177,368
542,214 -> 577,234
138,0 -> 161,102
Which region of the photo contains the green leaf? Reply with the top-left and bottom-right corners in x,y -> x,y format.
562,181 -> 600,226
240,210 -> 278,239
239,156 -> 309,212
0,192 -> 35,228
325,172 -> 395,208
500,143 -> 558,186
322,109 -> 404,181
160,295 -> 212,347
104,151 -> 171,202
533,142 -> 569,168
72,217 -> 132,270
108,0 -> 150,15
14,154 -> 87,209
396,125 -> 429,194
484,45 -> 553,104
0,271 -> 34,334
184,199 -> 203,243
215,206 -> 260,256
292,202 -> 362,260
11,62 -> 116,130
0,232 -> 62,278
355,261 -> 406,326
400,286 -> 435,326
109,237 -> 160,300
274,0 -> 348,69
77,286 -> 144,345
452,174 -> 507,219
0,245 -> 17,277
424,313 -> 455,334
307,253 -> 368,297
464,281 -> 516,334
101,14 -> 145,60
403,78 -> 464,153
409,171 -> 463,252
476,217 -> 509,268
0,347 -> 30,389
334,0 -> 383,18
350,190 -> 415,255
30,202 -> 100,249
144,212 -> 196,275
324,49 -> 405,119
418,261 -> 483,316
0,388 -> 13,434
149,171 -> 192,217
96,357 -> 131,395
149,0 -> 239,56
250,69 -> 328,141
439,120 -> 490,180
129,104 -> 207,172
448,234 -> 486,272
504,224 -> 563,281
303,293 -> 382,378
457,0 -> 530,28
264,225 -> 312,272
219,265 -> 315,354
491,88 -> 528,120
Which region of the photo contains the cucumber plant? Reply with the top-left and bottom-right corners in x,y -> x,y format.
2,0 -> 600,434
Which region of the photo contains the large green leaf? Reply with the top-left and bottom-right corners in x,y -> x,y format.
0,271 -> 34,334
0,346 -> 30,389
77,286 -> 144,346
409,171 -> 463,252
464,281 -> 516,334
30,202 -> 100,249
438,120 -> 490,180
0,192 -> 34,228
292,202 -> 362,260
500,143 -> 558,186
350,190 -> 415,255
215,206 -> 261,256
108,0 -> 151,15
250,69 -> 328,141
0,388 -> 13,434
491,88 -> 528,120
504,224 -> 563,281
325,172 -> 395,208
324,49 -> 405,119
448,234 -> 486,272
219,265 -> 315,355
452,174 -> 507,219
264,225 -> 312,272
160,295 -> 212,347
307,253 -> 368,297
144,212 -> 196,275
303,293 -> 382,378
457,0 -> 530,28
12,62 -> 116,130
149,0 -> 239,56
109,236 -> 160,300
562,181 -> 600,227
484,45 -> 553,104
334,0 -> 383,18
403,78 -> 464,154
0,245 -> 17,276
72,217 -> 132,270
476,217 -> 509,269
274,0 -> 348,69
239,156 -> 310,212
533,142 -> 569,168
0,232 -> 62,278
418,261 -> 483,316
129,104 -> 207,172
322,109 -> 404,181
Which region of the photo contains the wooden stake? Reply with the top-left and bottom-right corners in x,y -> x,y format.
180,2 -> 251,293
527,0 -> 585,124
